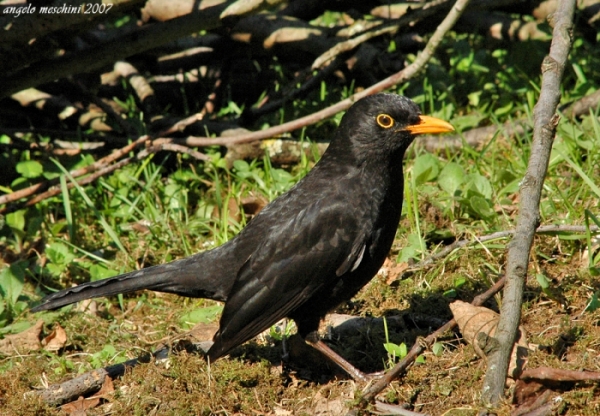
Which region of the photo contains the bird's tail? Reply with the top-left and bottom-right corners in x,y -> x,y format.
31,251 -> 234,312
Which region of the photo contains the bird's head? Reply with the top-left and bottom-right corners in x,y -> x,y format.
328,93 -> 454,164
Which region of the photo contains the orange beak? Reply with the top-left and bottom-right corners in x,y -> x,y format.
405,115 -> 454,135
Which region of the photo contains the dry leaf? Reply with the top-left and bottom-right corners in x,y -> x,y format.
93,375 -> 115,399
0,320 -> 43,355
189,322 -> 219,342
60,376 -> 114,415
274,406 -> 293,416
212,197 -> 241,225
61,396 -> 93,416
450,300 -> 529,379
377,257 -> 409,284
41,323 -> 67,351
311,388 -> 349,416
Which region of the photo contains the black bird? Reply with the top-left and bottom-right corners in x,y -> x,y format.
32,93 -> 453,381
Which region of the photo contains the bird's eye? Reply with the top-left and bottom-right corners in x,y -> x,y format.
376,114 -> 394,129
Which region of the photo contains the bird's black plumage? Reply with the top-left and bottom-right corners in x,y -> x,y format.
32,93 -> 453,377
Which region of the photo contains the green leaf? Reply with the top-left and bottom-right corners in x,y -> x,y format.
413,154 -> 440,186
0,319 -> 32,335
46,242 -> 76,266
465,173 -> 493,199
438,162 -> 465,196
535,273 -> 551,290
468,195 -> 496,221
454,276 -> 467,288
0,262 -> 26,306
89,264 -> 119,282
16,160 -> 43,178
432,342 -> 444,357
233,160 -> 250,172
584,292 -> 600,312
383,342 -> 407,359
6,210 -> 25,231
443,288 -> 457,298
180,305 -> 224,329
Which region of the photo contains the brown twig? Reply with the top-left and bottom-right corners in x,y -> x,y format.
170,0 -> 470,149
481,0 -> 576,404
405,224 -> 600,273
0,135 -> 149,210
244,55 -> 346,122
562,88 -> 600,118
113,61 -> 160,118
2,140 -> 208,212
0,0 -> 230,99
520,367 -> 600,382
354,275 -> 506,410
311,0 -> 451,69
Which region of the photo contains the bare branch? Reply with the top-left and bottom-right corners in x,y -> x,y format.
355,275 -> 507,409
481,0 -> 576,405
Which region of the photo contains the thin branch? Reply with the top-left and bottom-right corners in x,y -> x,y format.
408,224 -> 600,273
172,0 -> 471,149
2,140 -> 208,211
354,275 -> 506,410
0,0 -> 230,99
0,135 -> 149,210
481,0 -> 576,404
311,0 -> 452,70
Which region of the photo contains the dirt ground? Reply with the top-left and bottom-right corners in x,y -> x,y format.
1,230 -> 600,416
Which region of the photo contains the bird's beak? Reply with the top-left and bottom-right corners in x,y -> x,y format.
405,115 -> 454,135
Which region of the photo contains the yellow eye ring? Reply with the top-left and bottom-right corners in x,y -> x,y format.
376,114 -> 394,129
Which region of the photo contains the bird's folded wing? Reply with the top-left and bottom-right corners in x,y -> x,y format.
209,196 -> 371,358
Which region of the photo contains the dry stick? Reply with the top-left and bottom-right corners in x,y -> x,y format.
410,224 -> 600,271
0,0 -> 230,99
354,276 -> 507,410
17,143 -> 208,209
481,0 -> 576,405
562,88 -> 600,118
0,135 -> 149,209
70,79 -> 137,136
246,55 -> 346,120
178,2 -> 471,149
520,367 -> 600,382
311,0 -> 451,69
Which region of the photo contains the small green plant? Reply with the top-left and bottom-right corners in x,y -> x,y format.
0,262 -> 28,327
179,304 -> 223,330
382,316 -> 407,369
88,344 -> 129,369
269,319 -> 296,342
443,276 -> 468,298
46,351 -> 76,376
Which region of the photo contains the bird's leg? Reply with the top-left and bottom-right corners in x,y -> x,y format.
304,331 -> 372,383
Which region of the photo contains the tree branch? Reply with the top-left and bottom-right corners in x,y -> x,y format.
172,0 -> 472,149
481,0 -> 576,405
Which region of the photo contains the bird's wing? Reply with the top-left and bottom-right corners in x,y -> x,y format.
208,192 -> 370,358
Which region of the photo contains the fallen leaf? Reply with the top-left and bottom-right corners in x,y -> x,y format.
450,300 -> 528,379
41,323 -> 67,351
378,257 -> 409,284
61,396 -> 92,416
0,320 -> 43,355
60,376 -> 114,415
94,375 -> 115,399
189,322 -> 219,342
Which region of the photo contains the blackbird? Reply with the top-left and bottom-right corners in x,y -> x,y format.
32,93 -> 453,381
